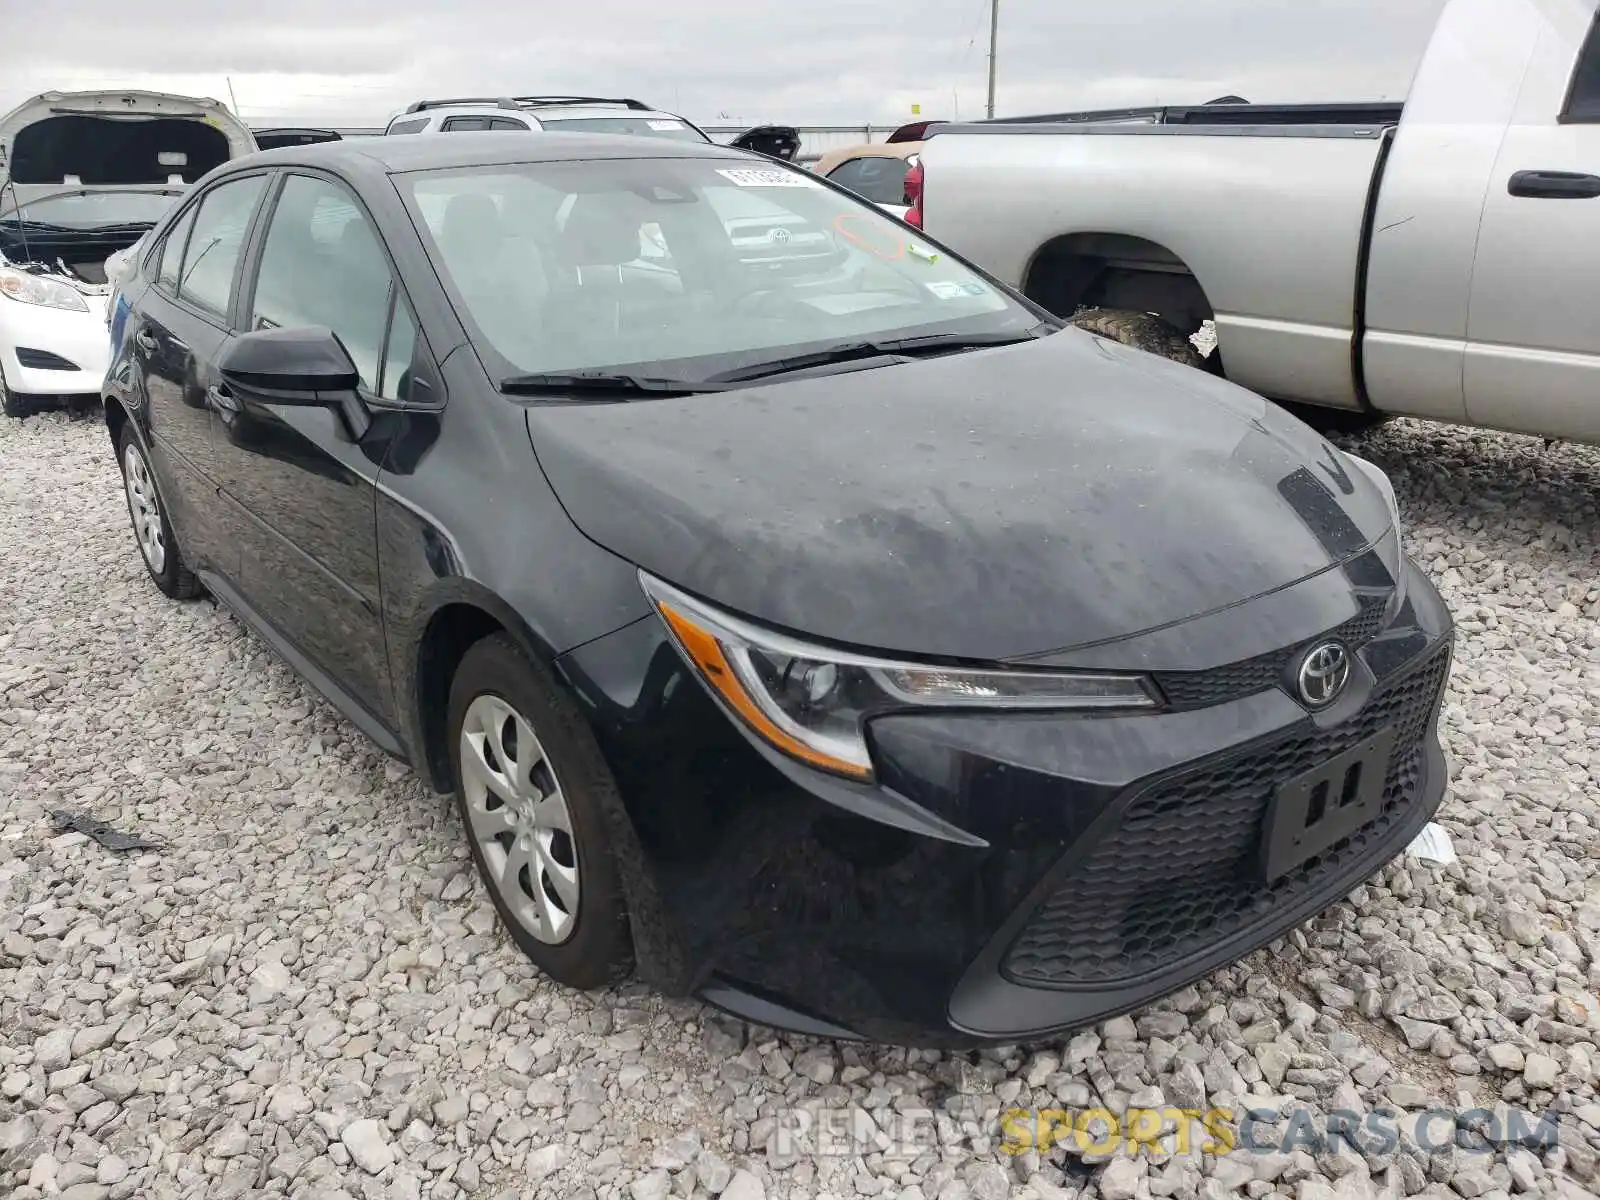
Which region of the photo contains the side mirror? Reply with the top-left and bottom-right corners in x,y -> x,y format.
220,325 -> 360,396
219,326 -> 370,440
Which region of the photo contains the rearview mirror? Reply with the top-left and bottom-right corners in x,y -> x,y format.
221,326 -> 361,395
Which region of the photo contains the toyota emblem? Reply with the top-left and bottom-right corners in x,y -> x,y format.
1296,642 -> 1350,708
769,227 -> 791,244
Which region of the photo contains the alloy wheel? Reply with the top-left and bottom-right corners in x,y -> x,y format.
123,443 -> 167,575
458,693 -> 581,944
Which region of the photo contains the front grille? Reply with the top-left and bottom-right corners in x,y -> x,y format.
1153,592 -> 1390,710
1002,643 -> 1450,989
15,347 -> 79,372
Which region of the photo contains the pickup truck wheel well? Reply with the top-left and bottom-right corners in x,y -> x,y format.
1022,233 -> 1213,338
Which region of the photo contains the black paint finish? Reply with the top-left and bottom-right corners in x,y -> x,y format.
526,331 -> 1397,662
105,133 -> 1455,1046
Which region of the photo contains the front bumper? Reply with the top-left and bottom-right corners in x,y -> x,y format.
560,553 -> 1454,1047
0,293 -> 111,397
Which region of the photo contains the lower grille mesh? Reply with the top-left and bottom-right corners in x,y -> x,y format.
1002,644 -> 1450,988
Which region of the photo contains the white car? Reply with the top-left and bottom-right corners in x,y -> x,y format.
0,90 -> 256,417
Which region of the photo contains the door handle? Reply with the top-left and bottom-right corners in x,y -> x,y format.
1508,169 -> 1600,199
134,329 -> 158,353
206,383 -> 241,415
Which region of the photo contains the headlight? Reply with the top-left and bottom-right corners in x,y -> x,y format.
0,267 -> 89,312
640,573 -> 1157,780
1342,451 -> 1402,536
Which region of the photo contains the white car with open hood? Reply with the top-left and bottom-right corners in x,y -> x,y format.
0,90 -> 256,417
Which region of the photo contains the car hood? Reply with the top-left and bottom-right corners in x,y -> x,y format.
524,329 -> 1398,662
0,89 -> 256,214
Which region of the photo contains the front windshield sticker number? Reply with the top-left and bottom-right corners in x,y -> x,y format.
925,280 -> 987,300
715,168 -> 818,189
647,119 -> 686,131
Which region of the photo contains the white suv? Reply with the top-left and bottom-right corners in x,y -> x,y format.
384,96 -> 713,142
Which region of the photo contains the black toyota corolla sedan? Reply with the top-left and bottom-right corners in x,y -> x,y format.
103,132 -> 1453,1046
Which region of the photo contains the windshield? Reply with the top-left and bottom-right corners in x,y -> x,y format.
10,191 -> 180,229
536,116 -> 709,144
402,157 -> 1037,384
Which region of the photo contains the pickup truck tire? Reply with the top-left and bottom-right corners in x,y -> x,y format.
1081,314 -> 1391,436
1068,308 -> 1207,370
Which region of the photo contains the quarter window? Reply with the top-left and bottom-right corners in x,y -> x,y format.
249,174 -> 408,396
175,174 -> 268,319
379,300 -> 419,401
1565,13 -> 1600,121
387,117 -> 429,135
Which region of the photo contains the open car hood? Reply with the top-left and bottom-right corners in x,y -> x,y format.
0,90 -> 257,215
251,127 -> 343,151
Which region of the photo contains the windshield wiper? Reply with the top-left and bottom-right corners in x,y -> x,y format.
1,219 -> 75,234
704,323 -> 1057,385
499,371 -> 732,397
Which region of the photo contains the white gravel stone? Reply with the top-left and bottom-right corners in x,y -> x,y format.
0,414 -> 1596,1200
341,1118 -> 394,1174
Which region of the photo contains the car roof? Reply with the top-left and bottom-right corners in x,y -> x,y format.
228,131 -> 756,176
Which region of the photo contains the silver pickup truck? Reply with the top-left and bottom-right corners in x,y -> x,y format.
917,0 -> 1600,442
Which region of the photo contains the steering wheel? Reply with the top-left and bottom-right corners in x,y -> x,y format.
721,280 -> 815,320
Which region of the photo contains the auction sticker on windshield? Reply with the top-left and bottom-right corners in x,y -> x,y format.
647,120 -> 686,131
716,168 -> 818,188
926,280 -> 988,299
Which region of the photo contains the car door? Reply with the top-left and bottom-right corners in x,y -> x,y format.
212,170 -> 419,731
1464,5 -> 1600,440
128,171 -> 271,576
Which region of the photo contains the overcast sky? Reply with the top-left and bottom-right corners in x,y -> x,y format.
1,0 -> 1449,129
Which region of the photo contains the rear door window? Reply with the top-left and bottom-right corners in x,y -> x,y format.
442,116 -> 489,132
155,205 -> 198,293
175,173 -> 268,319
488,117 -> 531,131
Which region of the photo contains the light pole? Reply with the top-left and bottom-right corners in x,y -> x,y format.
985,0 -> 999,118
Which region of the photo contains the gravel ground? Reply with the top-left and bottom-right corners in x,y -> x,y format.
1,410 -> 1597,1200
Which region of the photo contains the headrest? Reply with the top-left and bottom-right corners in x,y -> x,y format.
441,193 -> 502,251
561,195 -> 646,268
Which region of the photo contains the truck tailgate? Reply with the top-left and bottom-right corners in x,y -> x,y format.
920,128 -> 1388,409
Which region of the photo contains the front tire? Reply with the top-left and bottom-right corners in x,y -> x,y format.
1,366 -> 32,419
447,633 -> 634,990
1068,307 -> 1207,369
116,424 -> 201,599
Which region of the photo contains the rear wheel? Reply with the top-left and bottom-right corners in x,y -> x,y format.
1068,307 -> 1207,369
116,424 -> 201,599
447,633 -> 634,990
